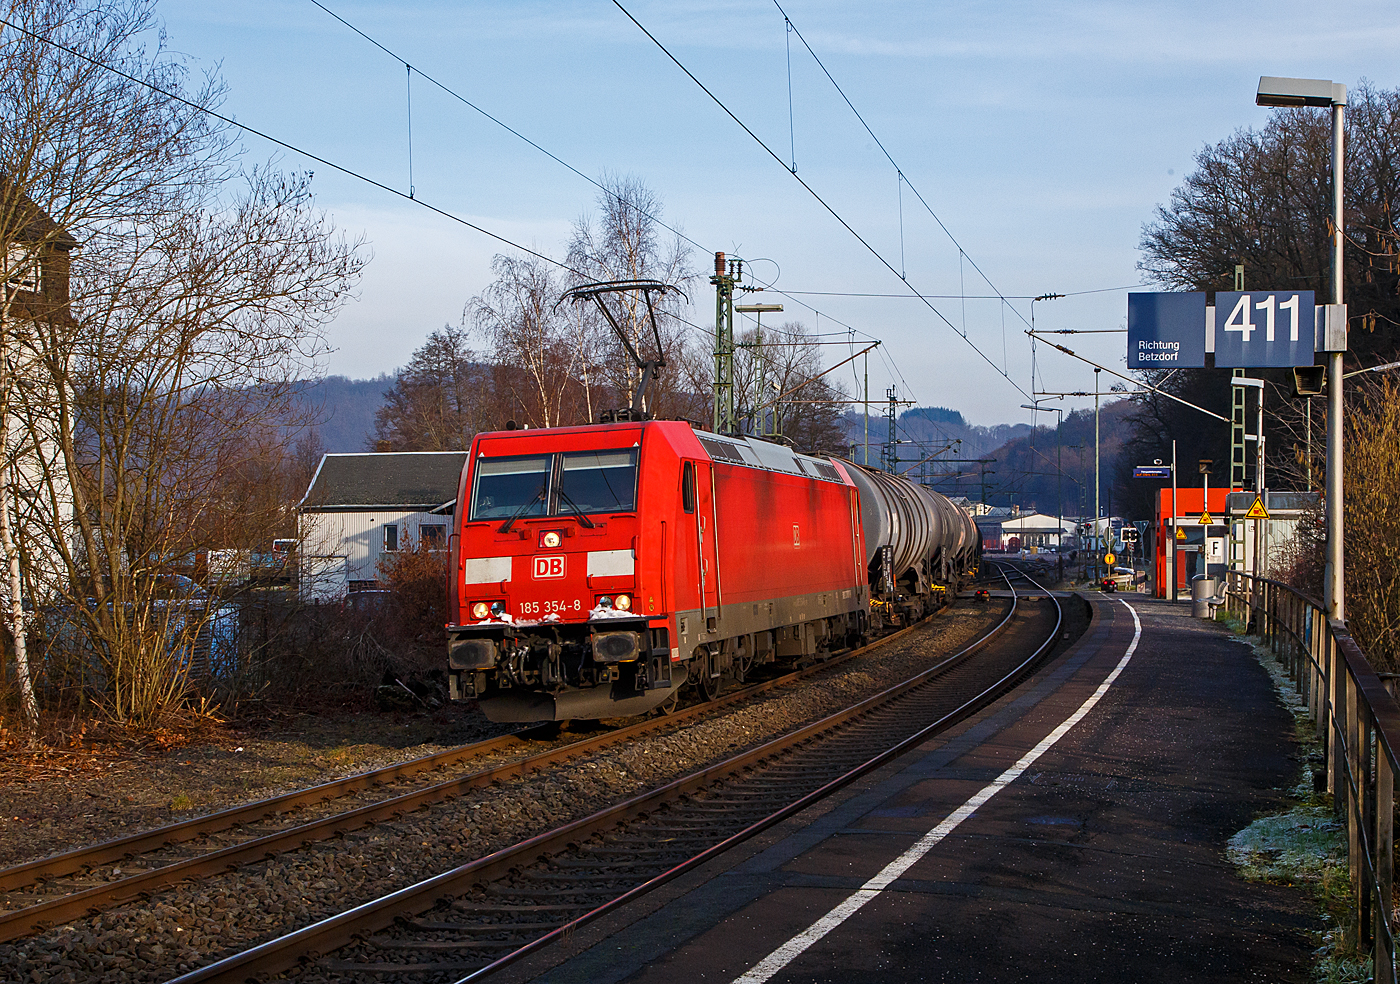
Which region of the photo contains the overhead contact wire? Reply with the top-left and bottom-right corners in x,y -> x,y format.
772,0 -> 1034,332
611,0 -> 1032,402
308,0 -> 913,398
307,0 -> 714,261
0,14 -> 587,281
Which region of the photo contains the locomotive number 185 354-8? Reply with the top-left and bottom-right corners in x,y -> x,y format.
517,599 -> 584,616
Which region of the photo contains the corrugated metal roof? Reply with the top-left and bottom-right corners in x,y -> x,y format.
300,452 -> 468,510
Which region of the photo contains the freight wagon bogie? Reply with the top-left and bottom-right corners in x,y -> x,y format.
684,606 -> 870,689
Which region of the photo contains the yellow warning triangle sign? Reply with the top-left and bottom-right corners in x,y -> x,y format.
1244,495 -> 1269,520
1176,526 -> 1187,541
1198,511 -> 1213,525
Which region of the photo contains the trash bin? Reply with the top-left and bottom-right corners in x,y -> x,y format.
1191,574 -> 1218,618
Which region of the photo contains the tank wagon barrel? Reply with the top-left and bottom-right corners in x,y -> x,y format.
836,461 -> 978,626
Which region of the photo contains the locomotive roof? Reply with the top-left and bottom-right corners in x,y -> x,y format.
692,431 -> 847,483
468,421 -> 847,484
299,451 -> 469,512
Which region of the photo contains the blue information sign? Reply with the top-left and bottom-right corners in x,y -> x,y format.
1127,292 -> 1207,369
1133,465 -> 1172,478
1213,291 -> 1315,368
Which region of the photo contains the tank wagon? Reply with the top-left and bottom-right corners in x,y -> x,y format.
446,420 -> 980,722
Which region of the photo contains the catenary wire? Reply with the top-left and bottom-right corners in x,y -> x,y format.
610,0 -> 1033,403
307,0 -> 944,409
771,0 -> 1029,326
15,4 -> 1071,454
0,13 -> 588,282
770,283 -> 1150,299
314,0 -> 1138,432
0,6 -> 878,408
306,0 -> 717,261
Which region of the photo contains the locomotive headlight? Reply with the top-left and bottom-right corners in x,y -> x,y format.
470,601 -> 489,620
542,530 -> 562,548
490,601 -> 506,616
614,594 -> 632,611
596,595 -> 613,609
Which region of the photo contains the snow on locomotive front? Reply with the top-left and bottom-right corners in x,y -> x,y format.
445,421 -> 869,722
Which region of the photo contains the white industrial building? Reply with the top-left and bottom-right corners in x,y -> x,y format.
298,451 -> 469,601
998,513 -> 1077,552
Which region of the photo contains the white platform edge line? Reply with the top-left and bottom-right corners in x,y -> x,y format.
733,599 -> 1144,984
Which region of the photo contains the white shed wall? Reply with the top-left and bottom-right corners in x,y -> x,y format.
298,509 -> 452,601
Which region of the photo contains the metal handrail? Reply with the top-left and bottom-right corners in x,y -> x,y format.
1222,571 -> 1397,982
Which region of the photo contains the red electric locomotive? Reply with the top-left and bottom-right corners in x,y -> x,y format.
446,420 -> 872,721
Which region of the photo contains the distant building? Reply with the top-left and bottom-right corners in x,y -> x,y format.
999,512 -> 1076,553
969,504 -> 1017,552
297,451 -> 468,601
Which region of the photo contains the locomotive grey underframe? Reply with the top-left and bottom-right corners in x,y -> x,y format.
673,584 -> 870,659
452,584 -> 871,721
448,615 -> 679,722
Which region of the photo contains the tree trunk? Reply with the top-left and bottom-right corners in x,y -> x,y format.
0,308 -> 37,728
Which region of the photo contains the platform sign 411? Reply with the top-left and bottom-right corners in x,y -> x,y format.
1213,291 -> 1315,368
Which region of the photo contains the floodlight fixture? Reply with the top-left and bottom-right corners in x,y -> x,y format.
1256,76 -> 1346,108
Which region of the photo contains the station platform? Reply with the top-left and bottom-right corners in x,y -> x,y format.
510,595 -> 1318,984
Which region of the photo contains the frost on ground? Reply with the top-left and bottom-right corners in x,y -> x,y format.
1227,806 -> 1344,883
1226,631 -> 1368,984
1225,634 -> 1338,884
1229,632 -> 1322,799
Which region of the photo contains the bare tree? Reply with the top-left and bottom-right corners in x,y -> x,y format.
469,254 -> 588,429
373,325 -> 493,450
1274,376 -> 1400,671
566,174 -> 698,418
734,320 -> 850,452
0,0 -> 365,727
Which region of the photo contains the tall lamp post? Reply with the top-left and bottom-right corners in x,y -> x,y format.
1093,367 -> 1102,584
1256,76 -> 1347,623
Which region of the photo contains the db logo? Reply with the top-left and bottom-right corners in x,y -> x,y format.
533,555 -> 565,579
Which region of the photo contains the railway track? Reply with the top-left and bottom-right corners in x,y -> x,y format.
165,565 -> 1070,984
0,585 -> 1003,943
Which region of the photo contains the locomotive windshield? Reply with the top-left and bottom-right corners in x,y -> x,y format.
558,450 -> 638,513
471,455 -> 551,520
469,449 -> 639,521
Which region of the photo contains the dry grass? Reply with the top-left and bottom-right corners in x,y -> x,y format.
1340,377 -> 1400,672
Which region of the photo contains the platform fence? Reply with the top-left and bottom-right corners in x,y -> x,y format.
1223,571 -> 1398,983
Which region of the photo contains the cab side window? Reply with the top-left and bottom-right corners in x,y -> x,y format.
682,461 -> 695,514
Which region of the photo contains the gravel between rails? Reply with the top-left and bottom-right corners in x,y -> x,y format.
0,601 -> 1009,984
0,711 -> 523,871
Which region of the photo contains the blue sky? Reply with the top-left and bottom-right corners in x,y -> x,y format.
159,0 -> 1400,426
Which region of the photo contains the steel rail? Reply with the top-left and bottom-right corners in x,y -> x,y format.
0,731 -> 539,893
454,564 -> 1059,984
0,593 -> 987,941
164,567 -> 1061,984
